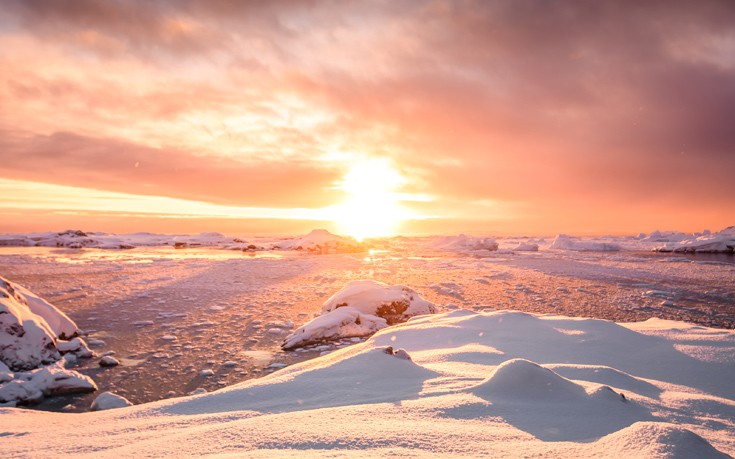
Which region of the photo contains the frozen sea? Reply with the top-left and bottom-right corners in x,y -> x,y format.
1,241 -> 733,412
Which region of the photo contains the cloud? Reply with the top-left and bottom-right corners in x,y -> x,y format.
0,131 -> 341,208
1,0 -> 733,232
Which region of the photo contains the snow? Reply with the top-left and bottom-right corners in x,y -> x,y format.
0,278 -> 97,405
655,226 -> 735,254
10,279 -> 77,339
274,229 -> 363,253
0,309 -> 733,457
283,280 -> 436,349
90,391 -> 133,411
428,234 -> 499,253
550,234 -> 621,251
1,227 -> 733,254
1,276 -> 64,371
0,228 -> 362,254
283,306 -> 387,350
1,227 -> 734,455
512,241 -> 539,251
0,361 -> 96,406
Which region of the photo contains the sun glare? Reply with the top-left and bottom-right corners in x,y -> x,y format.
333,158 -> 409,241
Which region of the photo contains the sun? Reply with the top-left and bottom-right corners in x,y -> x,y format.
332,158 -> 409,241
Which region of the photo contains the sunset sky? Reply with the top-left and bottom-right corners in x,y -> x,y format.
1,0 -> 733,237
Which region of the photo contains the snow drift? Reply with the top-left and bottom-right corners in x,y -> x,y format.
1,309 -> 733,457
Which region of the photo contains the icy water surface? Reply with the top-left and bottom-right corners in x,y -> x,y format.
1,246 -> 733,412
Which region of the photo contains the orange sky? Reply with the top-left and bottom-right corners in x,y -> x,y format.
1,1 -> 733,237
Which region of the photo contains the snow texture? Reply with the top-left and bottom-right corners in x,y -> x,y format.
1,309 -> 733,457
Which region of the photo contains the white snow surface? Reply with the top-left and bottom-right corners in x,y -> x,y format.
283,306 -> 387,350
0,276 -> 68,371
322,280 -> 436,319
1,309 -> 733,457
0,278 -> 97,405
91,391 -> 133,411
283,280 -> 436,349
0,361 -> 96,406
9,278 -> 77,339
655,226 -> 735,253
550,234 -> 621,252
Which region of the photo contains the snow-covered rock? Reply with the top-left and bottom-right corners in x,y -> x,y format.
0,230 -> 237,250
654,226 -> 735,253
1,277 -> 64,371
429,234 -> 499,253
512,241 -> 539,251
283,280 -> 435,350
56,337 -> 93,359
274,229 -> 363,254
283,307 -> 387,350
550,234 -> 621,251
322,280 -> 436,324
10,281 -> 77,339
90,391 -> 133,411
0,362 -> 96,406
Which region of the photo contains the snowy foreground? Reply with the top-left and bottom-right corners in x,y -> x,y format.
1,308 -> 734,457
1,227 -> 734,457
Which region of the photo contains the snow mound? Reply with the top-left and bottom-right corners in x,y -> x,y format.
471,358 -> 590,402
512,241 -> 539,251
655,226 -> 735,254
1,309 -> 734,456
284,281 -> 436,349
91,392 -> 133,411
275,229 -> 362,253
551,234 -> 621,251
428,234 -> 499,253
167,346 -> 439,415
596,422 -> 732,459
282,306 -> 386,350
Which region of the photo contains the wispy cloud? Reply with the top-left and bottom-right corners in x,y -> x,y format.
1,0 -> 733,233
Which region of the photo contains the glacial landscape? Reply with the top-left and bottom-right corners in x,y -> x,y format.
1,228 -> 734,457
3,1 -> 735,456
